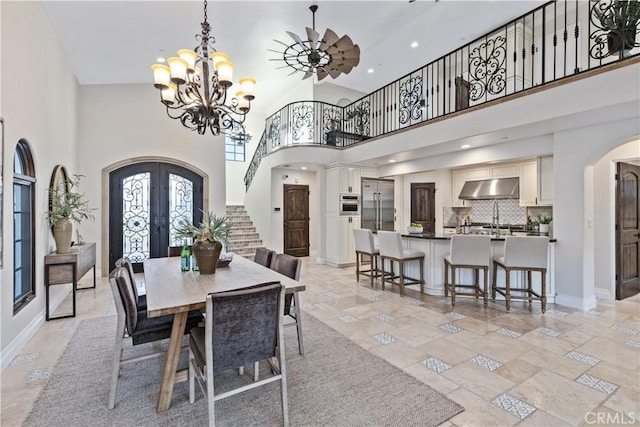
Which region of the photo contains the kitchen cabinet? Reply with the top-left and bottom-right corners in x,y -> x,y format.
324,215 -> 359,266
490,164 -> 518,178
537,155 -> 554,205
452,170 -> 468,207
339,167 -> 361,194
519,160 -> 538,206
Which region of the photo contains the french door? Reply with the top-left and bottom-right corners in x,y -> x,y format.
108,162 -> 203,272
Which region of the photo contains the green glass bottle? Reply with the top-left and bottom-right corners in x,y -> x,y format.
191,251 -> 199,271
180,242 -> 191,271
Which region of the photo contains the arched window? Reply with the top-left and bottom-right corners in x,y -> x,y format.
13,139 -> 36,313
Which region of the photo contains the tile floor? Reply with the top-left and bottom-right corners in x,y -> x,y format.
2,257 -> 640,426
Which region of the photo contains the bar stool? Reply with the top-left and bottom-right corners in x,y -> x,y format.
444,235 -> 491,307
492,236 -> 549,313
353,228 -> 381,287
377,231 -> 425,296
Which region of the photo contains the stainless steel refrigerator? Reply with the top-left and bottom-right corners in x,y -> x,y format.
361,178 -> 395,231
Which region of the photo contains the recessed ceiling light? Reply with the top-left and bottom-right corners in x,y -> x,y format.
367,68 -> 374,73
156,49 -> 166,63
301,166 -> 307,170
460,144 -> 471,149
411,41 -> 419,48
389,159 -> 396,163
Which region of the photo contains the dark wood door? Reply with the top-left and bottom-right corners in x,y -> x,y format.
283,184 -> 309,257
616,162 -> 640,300
411,182 -> 436,233
109,162 -> 203,272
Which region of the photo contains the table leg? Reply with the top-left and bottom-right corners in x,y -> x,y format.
157,311 -> 188,412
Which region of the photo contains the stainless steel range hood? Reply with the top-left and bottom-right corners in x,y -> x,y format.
458,177 -> 520,200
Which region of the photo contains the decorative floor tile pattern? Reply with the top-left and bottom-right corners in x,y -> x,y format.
24,367 -> 54,383
420,356 -> 452,374
497,328 -> 522,339
493,393 -> 536,420
439,323 -> 462,334
625,339 -> 640,349
373,332 -> 397,345
369,296 -> 383,303
313,302 -> 331,310
375,313 -> 394,322
10,353 -> 40,366
576,374 -> 618,395
472,354 -> 503,371
535,327 -> 561,337
565,351 -> 600,366
407,298 -> 424,306
446,312 -> 466,320
339,314 -> 358,324
610,324 -> 639,335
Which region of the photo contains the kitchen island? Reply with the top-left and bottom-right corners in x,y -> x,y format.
379,233 -> 556,303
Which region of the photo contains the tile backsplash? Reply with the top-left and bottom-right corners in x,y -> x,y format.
469,199 -> 526,225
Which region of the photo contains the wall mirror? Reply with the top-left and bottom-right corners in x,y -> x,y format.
48,164 -> 70,229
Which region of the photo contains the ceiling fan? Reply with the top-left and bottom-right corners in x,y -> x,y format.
270,5 -> 360,81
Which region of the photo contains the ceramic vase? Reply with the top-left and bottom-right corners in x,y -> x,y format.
192,239 -> 223,274
53,218 -> 73,254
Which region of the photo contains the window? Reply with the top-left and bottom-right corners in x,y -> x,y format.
13,140 -> 36,313
225,133 -> 246,162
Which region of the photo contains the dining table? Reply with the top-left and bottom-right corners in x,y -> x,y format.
144,255 -> 306,413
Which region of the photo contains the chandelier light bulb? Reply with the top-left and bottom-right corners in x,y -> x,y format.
167,57 -> 188,84
177,49 -> 197,71
210,52 -> 229,68
239,78 -> 256,100
236,91 -> 250,111
151,64 -> 171,89
161,83 -> 177,104
216,61 -> 234,87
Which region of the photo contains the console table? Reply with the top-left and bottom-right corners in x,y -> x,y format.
44,242 -> 96,320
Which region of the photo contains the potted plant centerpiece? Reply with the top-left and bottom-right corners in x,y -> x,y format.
538,215 -> 552,234
45,174 -> 95,254
593,0 -> 640,55
174,211 -> 231,274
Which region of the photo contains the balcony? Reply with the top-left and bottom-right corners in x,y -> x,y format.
245,0 -> 640,189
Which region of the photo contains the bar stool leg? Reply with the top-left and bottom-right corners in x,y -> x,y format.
370,254 -> 375,288
505,267 -> 511,311
444,260 -> 449,297
541,270 -> 547,313
482,266 -> 488,307
398,260 -> 405,297
527,270 -> 533,306
474,268 -> 479,300
419,257 -> 425,295
491,261 -> 498,300
355,252 -> 361,283
451,267 -> 457,307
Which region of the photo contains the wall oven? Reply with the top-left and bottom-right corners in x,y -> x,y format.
340,193 -> 360,215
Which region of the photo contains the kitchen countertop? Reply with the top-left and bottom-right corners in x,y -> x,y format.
402,232 -> 557,242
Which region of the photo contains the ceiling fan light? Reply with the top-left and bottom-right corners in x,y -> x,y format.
211,52 -> 230,69
151,63 -> 171,89
216,61 -> 234,87
177,49 -> 197,71
236,91 -> 250,111
238,77 -> 256,100
167,57 -> 188,84
161,83 -> 177,104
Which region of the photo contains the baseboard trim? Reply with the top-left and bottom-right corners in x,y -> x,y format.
1,311 -> 45,371
595,288 -> 614,301
554,293 -> 597,311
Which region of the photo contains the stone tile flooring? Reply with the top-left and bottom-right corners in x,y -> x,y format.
2,257 -> 640,426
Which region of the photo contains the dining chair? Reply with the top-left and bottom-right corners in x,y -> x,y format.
443,235 -> 491,307
188,281 -> 289,427
353,228 -> 381,287
107,266 -> 203,409
114,257 -> 146,311
377,230 -> 425,297
254,247 -> 276,268
167,245 -> 183,257
270,253 -> 303,355
492,236 -> 549,313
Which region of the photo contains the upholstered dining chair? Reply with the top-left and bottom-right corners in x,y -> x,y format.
270,253 -> 304,355
443,235 -> 491,307
167,245 -> 184,257
254,247 -> 276,268
188,281 -> 289,427
377,230 -> 425,297
114,257 -> 146,311
107,266 -> 203,409
353,228 -> 381,287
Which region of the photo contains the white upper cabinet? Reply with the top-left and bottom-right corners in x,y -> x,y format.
537,155 -> 554,205
519,160 -> 538,206
339,167 -> 361,194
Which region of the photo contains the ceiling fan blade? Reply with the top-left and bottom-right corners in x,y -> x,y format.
273,39 -> 291,48
328,66 -> 342,79
306,27 -> 320,50
287,68 -> 300,76
332,35 -> 355,51
287,31 -> 308,51
340,57 -> 359,67
319,28 -> 339,51
316,67 -> 329,81
341,45 -> 360,59
303,69 -> 314,80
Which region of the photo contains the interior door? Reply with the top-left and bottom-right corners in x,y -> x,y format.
411,182 -> 436,233
616,162 -> 640,300
109,162 -> 203,272
283,184 -> 309,257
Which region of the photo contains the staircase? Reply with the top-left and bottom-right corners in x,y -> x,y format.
226,205 -> 264,260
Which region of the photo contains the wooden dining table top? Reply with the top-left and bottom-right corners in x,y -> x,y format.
144,255 -> 305,318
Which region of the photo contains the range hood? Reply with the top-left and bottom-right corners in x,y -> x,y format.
458,177 -> 520,200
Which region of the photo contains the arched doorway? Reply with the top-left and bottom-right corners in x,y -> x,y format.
107,161 -> 204,272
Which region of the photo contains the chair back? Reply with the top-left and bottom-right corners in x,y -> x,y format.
115,257 -> 140,304
206,281 -> 284,373
449,235 -> 491,266
353,228 -> 376,253
270,253 -> 301,281
254,247 -> 276,268
503,236 -> 549,269
109,267 -> 138,336
168,245 -> 185,257
377,230 -> 404,259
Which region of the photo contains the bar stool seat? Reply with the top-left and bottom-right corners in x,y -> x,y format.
353,228 -> 382,287
377,231 -> 425,297
444,235 -> 491,307
492,236 -> 549,313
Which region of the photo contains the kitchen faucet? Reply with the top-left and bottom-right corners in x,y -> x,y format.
492,199 -> 500,236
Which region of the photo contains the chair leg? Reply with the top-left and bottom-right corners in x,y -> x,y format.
293,293 -> 304,355
379,257 -> 386,291
474,268 -> 479,299
444,260 -> 449,297
355,252 -> 360,283
188,347 -> 195,404
254,361 -> 260,382
483,267 -> 488,307
398,260 -> 405,297
108,321 -> 125,409
527,270 -> 533,306
370,254 -> 375,288
419,256 -> 425,295
505,267 -> 511,311
541,270 -> 547,313
491,261 -> 498,300
451,267 -> 457,307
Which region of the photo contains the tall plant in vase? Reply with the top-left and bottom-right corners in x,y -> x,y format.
174,211 -> 231,274
45,174 -> 95,254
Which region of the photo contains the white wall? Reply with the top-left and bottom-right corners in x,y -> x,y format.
593,139 -> 640,300
1,1 -> 78,367
312,82 -> 366,106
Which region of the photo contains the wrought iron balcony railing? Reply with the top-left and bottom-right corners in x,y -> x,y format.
245,0 -> 640,190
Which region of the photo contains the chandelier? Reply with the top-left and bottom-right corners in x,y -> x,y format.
151,0 -> 255,135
